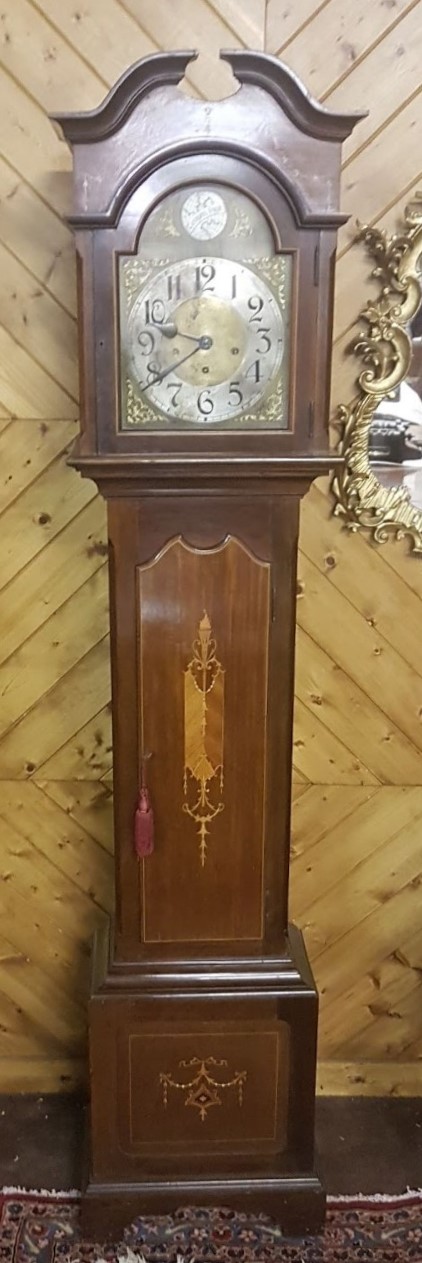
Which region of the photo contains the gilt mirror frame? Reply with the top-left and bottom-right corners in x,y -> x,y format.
332,194 -> 422,554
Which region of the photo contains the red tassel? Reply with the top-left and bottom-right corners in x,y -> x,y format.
134,786 -> 154,858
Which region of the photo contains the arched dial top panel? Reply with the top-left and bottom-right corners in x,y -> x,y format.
118,182 -> 294,432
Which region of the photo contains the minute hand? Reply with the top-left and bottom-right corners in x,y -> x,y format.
139,343 -> 202,393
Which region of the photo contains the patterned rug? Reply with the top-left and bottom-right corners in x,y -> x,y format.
0,1190 -> 421,1262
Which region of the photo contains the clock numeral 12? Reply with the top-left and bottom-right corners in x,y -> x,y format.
195,263 -> 215,294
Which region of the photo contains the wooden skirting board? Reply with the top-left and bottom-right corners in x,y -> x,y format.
1,1059 -> 420,1099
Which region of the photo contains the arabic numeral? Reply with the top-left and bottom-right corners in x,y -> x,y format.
146,359 -> 161,383
137,330 -> 155,356
167,381 -> 182,408
256,328 -> 271,353
246,359 -> 261,383
195,262 -> 215,294
228,381 -> 243,407
197,390 -> 214,415
144,298 -> 166,325
247,295 -> 264,324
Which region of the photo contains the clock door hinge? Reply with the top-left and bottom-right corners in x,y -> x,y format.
308,400 -> 315,438
313,240 -> 321,286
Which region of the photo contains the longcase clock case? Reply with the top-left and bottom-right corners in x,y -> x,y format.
51,51 -> 364,1237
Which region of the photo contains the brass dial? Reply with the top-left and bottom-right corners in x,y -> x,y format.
126,256 -> 285,425
159,297 -> 247,387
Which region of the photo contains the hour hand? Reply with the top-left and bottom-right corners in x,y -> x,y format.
156,321 -> 178,339
153,322 -> 209,347
150,321 -> 183,340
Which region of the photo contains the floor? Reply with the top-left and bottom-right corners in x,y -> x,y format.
0,1095 -> 420,1194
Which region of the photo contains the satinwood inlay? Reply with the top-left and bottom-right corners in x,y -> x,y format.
183,611 -> 224,866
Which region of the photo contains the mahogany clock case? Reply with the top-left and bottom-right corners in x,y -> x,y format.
51,51 -> 365,1238
83,489 -> 324,1235
52,48 -> 366,479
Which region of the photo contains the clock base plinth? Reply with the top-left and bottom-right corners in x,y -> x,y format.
80,1168 -> 326,1241
82,923 -> 324,1239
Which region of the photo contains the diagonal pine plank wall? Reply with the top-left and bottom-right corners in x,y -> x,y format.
0,0 -> 421,1095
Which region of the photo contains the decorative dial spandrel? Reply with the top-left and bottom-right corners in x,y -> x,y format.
119,253 -> 292,431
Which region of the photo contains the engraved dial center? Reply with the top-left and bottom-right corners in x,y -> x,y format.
160,297 -> 247,387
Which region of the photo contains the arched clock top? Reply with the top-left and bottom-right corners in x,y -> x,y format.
68,142 -> 343,234
110,155 -> 306,251
51,50 -> 366,229
51,49 -> 365,147
51,50 -> 366,476
50,51 -> 196,144
220,52 -> 366,143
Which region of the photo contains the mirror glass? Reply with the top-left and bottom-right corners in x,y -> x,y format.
332,197 -> 422,554
369,262 -> 422,510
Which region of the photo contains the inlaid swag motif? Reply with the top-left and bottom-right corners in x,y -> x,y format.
160,1055 -> 247,1122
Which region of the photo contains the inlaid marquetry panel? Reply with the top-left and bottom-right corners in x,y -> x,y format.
160,1055 -> 246,1124
183,611 -> 225,867
0,0 -> 420,1094
137,536 -> 270,943
117,1022 -> 289,1156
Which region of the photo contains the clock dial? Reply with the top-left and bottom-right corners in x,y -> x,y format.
126,257 -> 285,426
138,183 -> 274,262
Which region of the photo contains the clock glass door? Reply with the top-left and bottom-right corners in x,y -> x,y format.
118,184 -> 294,432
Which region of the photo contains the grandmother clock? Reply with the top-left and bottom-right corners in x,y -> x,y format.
52,52 -> 364,1237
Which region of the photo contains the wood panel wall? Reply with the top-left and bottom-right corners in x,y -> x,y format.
0,0 -> 421,1096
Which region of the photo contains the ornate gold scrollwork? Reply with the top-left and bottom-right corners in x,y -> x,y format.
332,194 -> 422,553
160,1056 -> 247,1122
